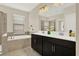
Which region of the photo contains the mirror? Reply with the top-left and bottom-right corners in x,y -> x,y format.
40,16 -> 64,32
40,19 -> 56,31
38,3 -> 65,32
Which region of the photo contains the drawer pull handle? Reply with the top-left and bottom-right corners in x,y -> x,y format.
34,39 -> 36,43
52,44 -> 55,53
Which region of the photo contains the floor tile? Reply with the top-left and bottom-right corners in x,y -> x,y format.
2,47 -> 40,56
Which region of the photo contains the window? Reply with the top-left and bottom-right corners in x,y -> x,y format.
13,14 -> 25,35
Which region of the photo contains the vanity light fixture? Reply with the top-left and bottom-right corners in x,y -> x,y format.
39,5 -> 48,13
39,3 -> 63,13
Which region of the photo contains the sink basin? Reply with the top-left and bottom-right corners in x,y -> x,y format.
59,32 -> 64,36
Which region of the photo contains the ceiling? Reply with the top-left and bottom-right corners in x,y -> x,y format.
0,3 -> 39,12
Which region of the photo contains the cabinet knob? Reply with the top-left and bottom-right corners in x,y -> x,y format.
54,45 -> 55,52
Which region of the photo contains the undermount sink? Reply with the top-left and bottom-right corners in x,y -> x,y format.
59,32 -> 64,36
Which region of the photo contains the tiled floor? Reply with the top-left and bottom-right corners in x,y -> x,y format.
2,47 -> 40,56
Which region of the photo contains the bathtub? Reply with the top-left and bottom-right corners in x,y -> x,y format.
6,35 -> 31,52
8,35 -> 31,41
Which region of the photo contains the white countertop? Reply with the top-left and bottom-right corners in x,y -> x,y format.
32,31 -> 76,42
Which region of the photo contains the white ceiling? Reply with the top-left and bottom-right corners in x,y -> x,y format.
0,3 -> 39,12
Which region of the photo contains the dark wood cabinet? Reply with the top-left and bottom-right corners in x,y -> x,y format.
31,34 -> 43,55
54,44 -> 75,56
31,34 -> 76,56
49,38 -> 75,56
42,37 -> 52,56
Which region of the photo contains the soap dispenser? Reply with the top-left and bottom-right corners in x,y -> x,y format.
48,31 -> 51,34
69,30 -> 72,37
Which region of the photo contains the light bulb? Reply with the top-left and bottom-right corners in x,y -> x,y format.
45,5 -> 48,12
39,5 -> 48,13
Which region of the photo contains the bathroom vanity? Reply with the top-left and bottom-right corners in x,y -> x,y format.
31,31 -> 76,56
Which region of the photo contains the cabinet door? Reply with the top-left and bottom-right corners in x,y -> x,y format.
61,46 -> 75,56
43,37 -> 52,56
31,34 -> 37,50
54,44 -> 64,56
36,35 -> 42,55
51,44 -> 71,56
49,38 -> 75,56
54,44 -> 75,56
31,34 -> 42,55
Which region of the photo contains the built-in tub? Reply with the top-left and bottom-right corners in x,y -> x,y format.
6,35 -> 31,52
8,35 -> 31,41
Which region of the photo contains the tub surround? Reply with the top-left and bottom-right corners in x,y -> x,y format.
7,35 -> 31,52
6,38 -> 31,52
1,33 -> 31,53
8,35 -> 31,41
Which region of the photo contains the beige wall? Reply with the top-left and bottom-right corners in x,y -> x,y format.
0,5 -> 29,32
29,5 -> 41,33
76,4 -> 79,56
64,4 -> 76,34
0,36 -> 1,45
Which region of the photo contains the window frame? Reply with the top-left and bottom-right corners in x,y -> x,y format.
13,14 -> 25,35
